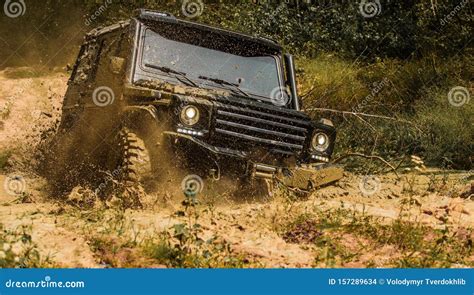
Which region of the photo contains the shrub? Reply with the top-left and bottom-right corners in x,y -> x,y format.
300,54 -> 473,169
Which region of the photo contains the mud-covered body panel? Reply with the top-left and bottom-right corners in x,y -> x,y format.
58,9 -> 340,189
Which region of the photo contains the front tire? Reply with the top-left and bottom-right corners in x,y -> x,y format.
103,127 -> 155,207
117,128 -> 153,184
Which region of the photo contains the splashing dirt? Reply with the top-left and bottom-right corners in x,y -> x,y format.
0,68 -> 473,268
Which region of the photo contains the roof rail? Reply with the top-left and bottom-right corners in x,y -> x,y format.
85,20 -> 130,40
134,9 -> 281,51
135,9 -> 176,20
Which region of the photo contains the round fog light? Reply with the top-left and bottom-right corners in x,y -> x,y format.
180,105 -> 200,126
185,107 -> 197,119
312,132 -> 329,152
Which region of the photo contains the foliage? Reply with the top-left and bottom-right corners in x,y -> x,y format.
283,206 -> 474,267
82,194 -> 247,268
0,224 -> 53,268
415,87 -> 474,168
143,192 -> 247,268
0,0 -> 471,168
1,0 -> 471,66
200,0 -> 471,60
299,54 -> 473,169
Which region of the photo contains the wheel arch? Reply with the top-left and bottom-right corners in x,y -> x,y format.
120,105 -> 162,132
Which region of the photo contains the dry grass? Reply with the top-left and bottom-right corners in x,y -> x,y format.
280,206 -> 474,268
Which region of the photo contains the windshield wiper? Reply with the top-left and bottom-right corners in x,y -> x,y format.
198,75 -> 250,97
145,64 -> 198,87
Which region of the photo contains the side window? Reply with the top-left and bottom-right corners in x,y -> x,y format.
71,42 -> 100,83
95,32 -> 128,83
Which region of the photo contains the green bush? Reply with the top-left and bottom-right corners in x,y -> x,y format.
415,87 -> 474,169
0,0 -> 470,169
299,54 -> 473,169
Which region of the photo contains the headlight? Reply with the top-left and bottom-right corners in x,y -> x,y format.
180,105 -> 200,126
311,132 -> 330,152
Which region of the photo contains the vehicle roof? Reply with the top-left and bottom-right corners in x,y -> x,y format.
85,20 -> 130,40
135,9 -> 282,53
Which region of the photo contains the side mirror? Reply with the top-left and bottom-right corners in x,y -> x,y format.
109,57 -> 126,75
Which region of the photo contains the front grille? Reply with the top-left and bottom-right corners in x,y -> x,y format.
211,97 -> 311,156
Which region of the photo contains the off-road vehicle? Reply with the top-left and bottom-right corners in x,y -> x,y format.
48,9 -> 343,200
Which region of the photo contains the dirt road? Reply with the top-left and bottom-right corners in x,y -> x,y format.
1,69 -> 473,268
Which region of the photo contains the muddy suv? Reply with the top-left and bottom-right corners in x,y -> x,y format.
48,9 -> 342,200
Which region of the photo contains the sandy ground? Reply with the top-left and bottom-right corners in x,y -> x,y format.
0,69 -> 473,268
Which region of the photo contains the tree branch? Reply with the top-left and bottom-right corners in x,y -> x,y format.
333,152 -> 399,178
304,107 -> 423,132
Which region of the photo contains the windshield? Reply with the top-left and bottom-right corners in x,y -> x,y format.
140,28 -> 282,99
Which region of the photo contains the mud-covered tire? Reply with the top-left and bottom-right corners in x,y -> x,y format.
107,127 -> 154,185
116,128 -> 153,184
102,127 -> 155,207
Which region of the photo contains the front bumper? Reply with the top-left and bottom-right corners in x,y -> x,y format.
164,131 -> 343,191
279,165 -> 344,191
